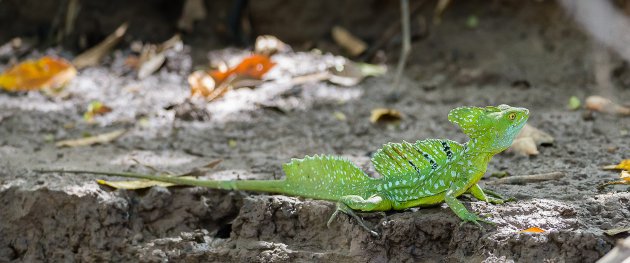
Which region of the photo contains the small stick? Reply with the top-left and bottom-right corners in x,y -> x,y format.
393,0 -> 411,90
488,172 -> 566,185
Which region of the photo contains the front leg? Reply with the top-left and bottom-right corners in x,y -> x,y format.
444,189 -> 493,227
468,184 -> 505,204
327,194 -> 392,237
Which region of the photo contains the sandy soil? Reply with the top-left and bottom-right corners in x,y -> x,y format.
1,1 -> 629,262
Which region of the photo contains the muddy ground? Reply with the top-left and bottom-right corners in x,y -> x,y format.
1,1 -> 630,262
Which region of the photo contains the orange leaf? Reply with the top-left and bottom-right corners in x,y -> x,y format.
602,159 -> 630,171
519,227 -> 545,233
0,56 -> 77,92
209,55 -> 275,85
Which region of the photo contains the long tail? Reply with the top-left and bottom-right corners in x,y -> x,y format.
36,169 -> 287,193
37,155 -> 378,201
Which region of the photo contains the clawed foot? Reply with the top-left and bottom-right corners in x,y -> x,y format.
327,203 -> 380,237
483,189 -> 515,203
459,213 -> 495,229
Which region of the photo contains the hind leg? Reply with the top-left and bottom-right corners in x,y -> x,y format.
327,195 -> 392,236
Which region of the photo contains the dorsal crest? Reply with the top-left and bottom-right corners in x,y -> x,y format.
371,139 -> 463,180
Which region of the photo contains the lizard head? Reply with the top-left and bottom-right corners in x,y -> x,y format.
448,104 -> 529,153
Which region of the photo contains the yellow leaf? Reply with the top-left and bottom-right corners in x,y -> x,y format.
370,108 -> 402,124
519,227 -> 545,233
96,176 -> 197,190
602,160 -> 630,171
55,129 -> 126,147
0,56 -> 76,92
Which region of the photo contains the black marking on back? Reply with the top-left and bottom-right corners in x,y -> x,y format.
408,160 -> 421,174
412,145 -> 438,170
441,140 -> 453,160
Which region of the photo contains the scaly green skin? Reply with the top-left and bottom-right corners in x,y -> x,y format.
40,104 -> 529,236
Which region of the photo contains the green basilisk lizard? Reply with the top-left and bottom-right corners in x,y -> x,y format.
40,104 -> 529,236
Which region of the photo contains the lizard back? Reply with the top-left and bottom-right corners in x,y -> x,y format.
370,139 -> 464,201
281,155 -> 378,200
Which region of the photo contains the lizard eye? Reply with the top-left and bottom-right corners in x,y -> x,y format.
507,113 -> 516,120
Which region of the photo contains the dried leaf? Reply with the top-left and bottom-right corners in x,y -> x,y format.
585,95 -> 630,116
328,61 -> 387,87
83,101 -> 112,122
370,108 -> 402,124
519,227 -> 545,233
191,55 -> 275,101
331,26 -> 367,57
508,124 -> 554,156
97,175 -> 197,190
255,35 -> 290,56
509,137 -> 539,156
0,56 -> 76,92
73,23 -> 128,69
137,35 -> 181,79
210,55 -> 275,83
97,178 -> 175,189
189,70 -> 216,98
519,124 -> 554,145
602,160 -> 630,171
604,226 -> 630,236
55,129 -> 126,147
137,52 -> 165,79
568,96 -> 581,110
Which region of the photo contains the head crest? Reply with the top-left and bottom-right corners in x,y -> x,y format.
448,106 -> 501,137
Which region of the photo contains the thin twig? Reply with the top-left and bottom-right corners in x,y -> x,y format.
393,0 -> 411,90
488,172 -> 566,185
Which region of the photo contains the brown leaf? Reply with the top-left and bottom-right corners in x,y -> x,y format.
55,129 -> 126,147
508,124 -> 554,156
331,26 -> 367,57
73,23 -> 128,69
97,175 -> 197,190
585,95 -> 630,116
0,56 -> 76,92
370,108 -> 402,124
255,35 -> 290,56
509,137 -> 539,156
